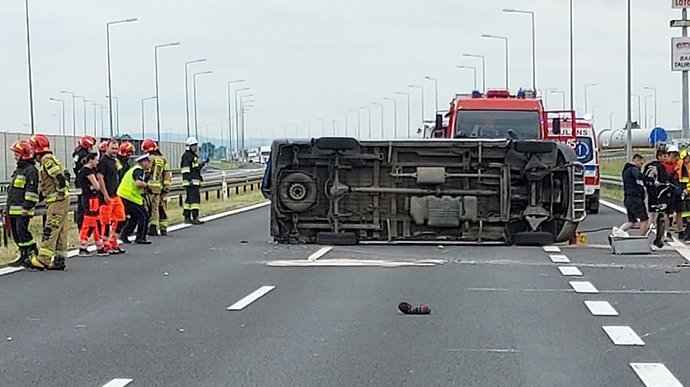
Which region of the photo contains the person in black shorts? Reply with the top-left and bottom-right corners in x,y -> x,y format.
621,154 -> 649,236
644,149 -> 674,248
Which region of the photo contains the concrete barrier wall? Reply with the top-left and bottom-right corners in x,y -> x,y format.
0,132 -> 185,180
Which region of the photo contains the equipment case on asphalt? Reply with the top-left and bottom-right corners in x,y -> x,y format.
609,235 -> 651,255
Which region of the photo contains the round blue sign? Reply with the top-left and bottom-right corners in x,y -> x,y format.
649,127 -> 667,145
576,140 -> 590,161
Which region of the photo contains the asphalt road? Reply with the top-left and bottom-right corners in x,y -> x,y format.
1,202 -> 689,386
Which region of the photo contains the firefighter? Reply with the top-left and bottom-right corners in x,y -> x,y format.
141,139 -> 171,236
97,139 -> 126,254
117,154 -> 153,244
117,141 -> 135,180
73,134 -> 97,229
98,140 -> 108,157
27,135 -> 70,270
181,137 -> 207,225
6,141 -> 39,267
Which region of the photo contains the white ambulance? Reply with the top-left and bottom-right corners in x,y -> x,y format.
574,121 -> 600,214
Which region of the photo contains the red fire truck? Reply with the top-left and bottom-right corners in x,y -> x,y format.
429,89 -> 577,148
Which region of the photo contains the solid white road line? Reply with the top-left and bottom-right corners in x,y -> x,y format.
1,201 -> 271,278
600,199 -> 627,214
569,281 -> 599,294
558,266 -> 583,276
227,286 -> 275,311
602,326 -> 645,346
630,363 -> 684,387
0,266 -> 25,276
101,379 -> 133,387
267,258 -> 446,268
308,246 -> 333,262
550,254 -> 571,263
584,301 -> 619,316
543,246 -> 561,252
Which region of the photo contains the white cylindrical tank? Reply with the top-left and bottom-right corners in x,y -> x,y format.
599,128 -> 683,149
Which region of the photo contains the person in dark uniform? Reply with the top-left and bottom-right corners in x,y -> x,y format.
73,135 -> 97,229
180,137 -> 207,225
644,148 -> 675,248
6,141 -> 39,267
117,154 -> 153,245
620,154 -> 649,236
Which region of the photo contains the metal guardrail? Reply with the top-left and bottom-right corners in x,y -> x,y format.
601,175 -> 623,189
0,170 -> 265,215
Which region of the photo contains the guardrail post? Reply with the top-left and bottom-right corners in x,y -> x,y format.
221,172 -> 228,201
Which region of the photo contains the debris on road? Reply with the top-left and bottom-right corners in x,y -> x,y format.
398,302 -> 431,315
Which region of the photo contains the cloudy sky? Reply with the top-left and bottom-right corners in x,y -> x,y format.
0,0 -> 685,145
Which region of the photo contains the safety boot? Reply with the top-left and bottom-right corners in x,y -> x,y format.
147,225 -> 158,237
8,249 -> 27,267
47,256 -> 66,271
191,210 -> 205,225
25,255 -> 46,271
159,229 -> 168,236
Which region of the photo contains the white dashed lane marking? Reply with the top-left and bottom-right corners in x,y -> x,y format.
543,246 -> 561,253
558,266 -> 583,276
307,246 -> 333,262
630,363 -> 684,387
602,326 -> 645,346
549,254 -> 571,263
569,281 -> 599,294
101,379 -> 133,387
584,301 -> 619,316
227,286 -> 275,311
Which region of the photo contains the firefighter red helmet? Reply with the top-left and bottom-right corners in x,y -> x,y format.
99,141 -> 109,152
29,134 -> 51,153
141,138 -> 158,153
79,135 -> 97,149
118,141 -> 135,157
10,140 -> 34,161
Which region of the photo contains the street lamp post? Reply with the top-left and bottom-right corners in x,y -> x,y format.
408,85 -> 425,130
396,92 -> 411,138
372,103 -> 384,138
141,96 -> 156,139
52,114 -> 61,134
548,89 -> 565,109
644,86 -> 658,127
184,59 -> 207,137
239,95 -> 254,151
482,34 -> 509,90
234,87 -> 250,150
503,9 -> 536,92
360,107 -> 372,138
73,95 -> 85,134
49,98 -> 66,135
83,99 -> 94,134
350,109 -> 361,138
424,76 -> 438,114
384,97 -> 398,138
24,0 -> 35,134
644,95 -> 653,129
625,0 -> 632,160
60,91 -> 77,135
463,54 -> 486,92
456,66 -> 477,90
633,94 -> 642,124
584,83 -> 596,114
106,18 -> 138,137
105,96 -> 119,135
226,79 -> 245,157
192,71 -> 213,140
154,42 -> 180,142
610,112 -> 615,129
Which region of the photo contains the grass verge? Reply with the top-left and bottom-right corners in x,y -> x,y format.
0,190 -> 266,267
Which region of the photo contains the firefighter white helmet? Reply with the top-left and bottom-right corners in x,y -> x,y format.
185,137 -> 198,146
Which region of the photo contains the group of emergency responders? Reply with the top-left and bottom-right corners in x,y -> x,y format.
5,134 -> 207,271
621,143 -> 690,248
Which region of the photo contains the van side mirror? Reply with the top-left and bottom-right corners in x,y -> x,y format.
552,118 -> 561,135
436,114 -> 443,130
